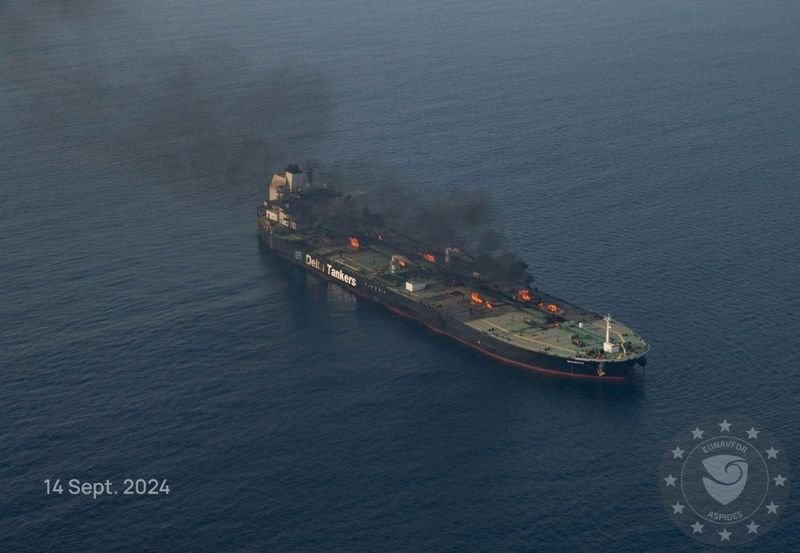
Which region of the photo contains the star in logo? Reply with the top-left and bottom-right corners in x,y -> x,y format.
718,528 -> 732,542
671,446 -> 685,459
746,521 -> 759,534
766,502 -> 779,514
664,474 -> 677,487
746,427 -> 760,439
765,446 -> 779,459
672,501 -> 685,515
719,419 -> 732,432
773,474 -> 787,487
690,521 -> 704,534
691,427 -> 704,439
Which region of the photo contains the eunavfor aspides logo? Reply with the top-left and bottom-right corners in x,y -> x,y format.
660,415 -> 791,546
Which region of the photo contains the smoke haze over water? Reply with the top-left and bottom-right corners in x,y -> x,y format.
1,2 -> 333,201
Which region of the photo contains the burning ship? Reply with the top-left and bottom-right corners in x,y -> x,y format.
258,164 -> 649,380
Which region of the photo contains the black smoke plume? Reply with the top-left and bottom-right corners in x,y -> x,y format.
310,166 -> 533,285
1,3 -> 530,284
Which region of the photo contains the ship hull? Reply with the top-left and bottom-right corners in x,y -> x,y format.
259,229 -> 643,381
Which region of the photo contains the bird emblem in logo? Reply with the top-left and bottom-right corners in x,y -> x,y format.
659,415 -> 791,546
702,455 -> 748,505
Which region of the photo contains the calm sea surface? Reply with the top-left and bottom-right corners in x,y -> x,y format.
1,1 -> 799,551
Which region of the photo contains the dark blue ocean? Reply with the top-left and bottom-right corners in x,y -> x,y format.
2,1 -> 799,551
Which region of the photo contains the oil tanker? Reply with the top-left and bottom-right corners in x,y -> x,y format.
258,164 -> 649,380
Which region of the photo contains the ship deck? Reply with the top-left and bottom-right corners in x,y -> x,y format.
280,228 -> 648,361
463,312 -> 642,360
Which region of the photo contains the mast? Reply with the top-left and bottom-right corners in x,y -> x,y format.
603,313 -> 619,354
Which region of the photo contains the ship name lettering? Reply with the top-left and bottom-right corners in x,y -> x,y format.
326,264 -> 357,287
305,254 -> 323,271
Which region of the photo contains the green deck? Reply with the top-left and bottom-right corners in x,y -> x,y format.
279,228 -> 649,361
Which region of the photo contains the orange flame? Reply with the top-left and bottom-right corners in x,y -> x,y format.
348,237 -> 360,249
397,259 -> 408,268
546,303 -> 558,314
518,289 -> 531,302
486,302 -> 494,310
471,292 -> 484,304
423,253 -> 436,263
